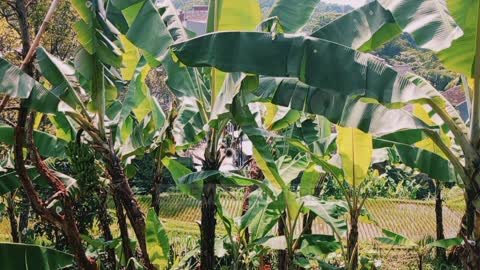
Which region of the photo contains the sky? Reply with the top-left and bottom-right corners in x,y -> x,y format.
323,0 -> 368,8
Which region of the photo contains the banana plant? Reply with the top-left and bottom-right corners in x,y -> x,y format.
170,0 -> 480,268
106,0 -> 270,268
376,229 -> 463,270
335,126 -> 373,270
0,0 -> 171,267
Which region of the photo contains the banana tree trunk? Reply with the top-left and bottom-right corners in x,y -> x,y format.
62,198 -> 98,270
241,185 -> 252,243
434,180 -> 446,261
458,185 -> 480,269
106,154 -> 154,269
16,94 -> 97,270
347,210 -> 359,270
7,193 -> 19,243
277,212 -> 288,270
151,172 -> 163,216
113,192 -> 134,270
200,181 -> 217,270
98,189 -> 116,269
418,255 -> 424,270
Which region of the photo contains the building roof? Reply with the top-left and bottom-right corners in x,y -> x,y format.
441,85 -> 465,106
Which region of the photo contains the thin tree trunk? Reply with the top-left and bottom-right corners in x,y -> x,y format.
62,198 -> 98,270
347,211 -> 359,270
113,193 -> 134,270
277,212 -> 287,270
18,196 -> 29,243
6,193 -> 19,243
303,213 -> 316,236
107,153 -> 154,269
200,181 -> 217,270
458,187 -> 480,269
12,1 -> 96,267
434,180 -> 446,261
241,185 -> 252,243
15,106 -> 97,270
151,173 -> 162,216
98,189 -> 116,270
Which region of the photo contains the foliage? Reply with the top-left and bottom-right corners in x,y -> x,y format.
363,166 -> 436,200
0,0 -> 476,269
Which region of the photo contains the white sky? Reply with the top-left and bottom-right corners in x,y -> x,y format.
323,0 -> 368,8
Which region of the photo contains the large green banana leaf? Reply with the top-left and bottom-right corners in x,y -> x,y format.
179,170 -> 274,198
300,196 -> 349,237
0,58 -> 60,114
111,0 -> 199,98
312,1 -> 401,51
146,208 -> 170,270
377,0 -> 462,51
268,0 -> 320,33
255,78 -> 429,136
171,32 -> 444,107
374,131 -> 456,182
395,143 -> 455,182
35,47 -> 85,111
0,167 -> 78,197
0,243 -> 74,270
312,0 -> 462,52
240,190 -> 283,241
0,168 -> 38,196
171,31 -> 469,155
161,157 -> 202,200
207,0 -> 262,102
0,125 -> 67,158
438,0 -> 479,77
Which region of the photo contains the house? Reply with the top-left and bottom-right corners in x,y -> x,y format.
182,5 -> 208,35
441,85 -> 470,122
155,1 -> 208,35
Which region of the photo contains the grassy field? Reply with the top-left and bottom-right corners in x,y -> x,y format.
0,191 -> 465,269
1,192 -> 462,241
136,192 -> 464,241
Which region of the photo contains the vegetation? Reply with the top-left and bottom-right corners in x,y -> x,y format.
0,0 -> 477,270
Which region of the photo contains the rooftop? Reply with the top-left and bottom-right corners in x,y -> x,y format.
442,85 -> 465,107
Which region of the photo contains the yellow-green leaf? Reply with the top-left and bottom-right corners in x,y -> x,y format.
120,35 -> 140,81
337,126 -> 373,188
146,208 -> 170,269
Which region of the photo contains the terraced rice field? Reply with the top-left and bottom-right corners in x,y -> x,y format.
0,192 -> 464,244
139,193 -> 464,241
